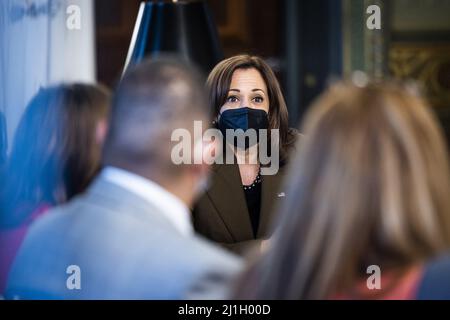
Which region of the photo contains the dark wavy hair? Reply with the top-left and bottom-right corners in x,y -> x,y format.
0,84 -> 110,228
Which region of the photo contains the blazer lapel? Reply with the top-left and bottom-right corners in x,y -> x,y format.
257,165 -> 286,238
206,163 -> 254,241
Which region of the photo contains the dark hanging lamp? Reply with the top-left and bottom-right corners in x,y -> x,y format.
123,0 -> 223,75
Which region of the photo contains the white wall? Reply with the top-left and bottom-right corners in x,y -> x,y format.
0,0 -> 96,151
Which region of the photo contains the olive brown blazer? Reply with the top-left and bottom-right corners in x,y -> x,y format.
192,161 -> 289,255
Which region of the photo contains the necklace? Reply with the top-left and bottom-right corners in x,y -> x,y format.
243,171 -> 262,191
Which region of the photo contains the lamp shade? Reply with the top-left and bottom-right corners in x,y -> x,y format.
124,0 -> 223,75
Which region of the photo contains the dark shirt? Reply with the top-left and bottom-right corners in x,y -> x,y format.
243,174 -> 262,238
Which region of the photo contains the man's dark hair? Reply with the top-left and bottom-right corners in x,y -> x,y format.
102,57 -> 208,175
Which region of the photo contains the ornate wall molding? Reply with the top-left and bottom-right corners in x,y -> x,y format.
390,44 -> 450,108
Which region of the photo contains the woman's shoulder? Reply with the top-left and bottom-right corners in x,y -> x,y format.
287,127 -> 303,142
0,202 -> 51,230
279,128 -> 302,166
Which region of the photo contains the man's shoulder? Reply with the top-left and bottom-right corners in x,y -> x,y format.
175,235 -> 243,299
28,193 -> 241,270
25,199 -> 79,239
188,234 -> 242,266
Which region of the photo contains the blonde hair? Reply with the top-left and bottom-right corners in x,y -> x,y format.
234,81 -> 450,299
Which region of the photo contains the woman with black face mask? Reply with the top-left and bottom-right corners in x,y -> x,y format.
192,55 -> 299,255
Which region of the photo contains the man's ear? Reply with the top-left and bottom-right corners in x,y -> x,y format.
95,119 -> 108,145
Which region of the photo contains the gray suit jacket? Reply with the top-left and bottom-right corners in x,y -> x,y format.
6,176 -> 242,299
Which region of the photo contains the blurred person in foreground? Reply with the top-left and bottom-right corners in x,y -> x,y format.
6,57 -> 241,299
0,111 -> 6,169
233,80 -> 450,299
0,84 -> 110,294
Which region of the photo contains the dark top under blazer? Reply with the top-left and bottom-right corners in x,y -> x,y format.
192,162 -> 289,255
192,131 -> 299,255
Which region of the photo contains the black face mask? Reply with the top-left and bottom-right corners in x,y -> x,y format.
218,107 -> 269,149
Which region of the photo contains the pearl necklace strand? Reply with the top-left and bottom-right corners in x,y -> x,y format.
243,171 -> 262,191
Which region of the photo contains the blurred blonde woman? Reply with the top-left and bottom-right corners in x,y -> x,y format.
234,81 -> 450,299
